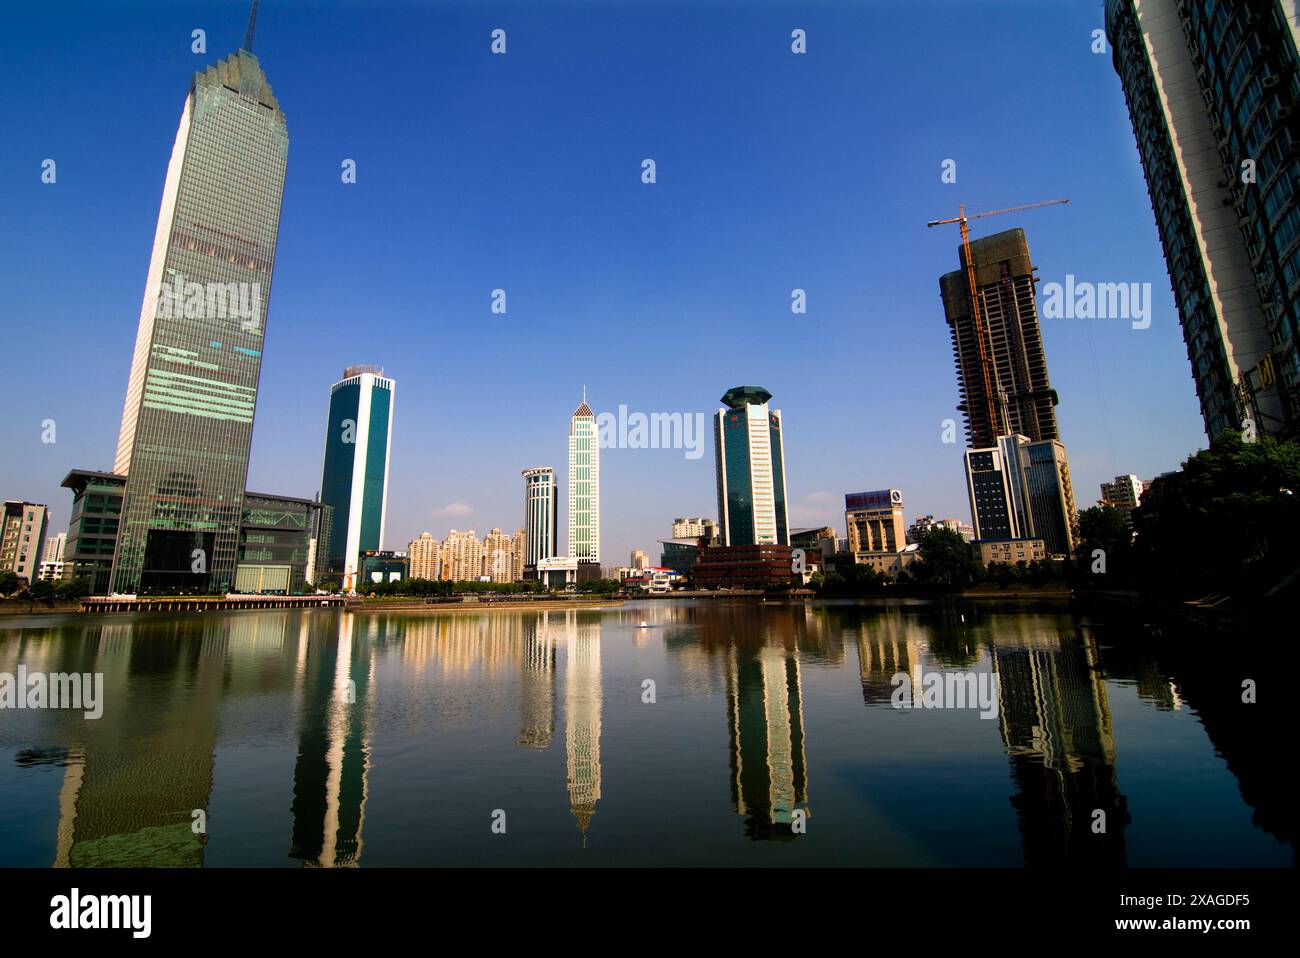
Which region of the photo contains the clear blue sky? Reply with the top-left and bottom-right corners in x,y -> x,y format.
1,0 -> 1205,565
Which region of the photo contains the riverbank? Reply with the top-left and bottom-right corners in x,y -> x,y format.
0,601 -> 84,616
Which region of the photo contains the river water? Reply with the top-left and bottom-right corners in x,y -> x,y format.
0,599 -> 1291,867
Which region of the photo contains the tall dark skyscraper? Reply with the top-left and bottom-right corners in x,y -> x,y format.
110,8 -> 288,594
939,229 -> 1061,449
318,366 -> 395,591
1106,0 -> 1299,440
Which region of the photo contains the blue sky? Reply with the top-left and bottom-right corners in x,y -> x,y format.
1,0 -> 1206,565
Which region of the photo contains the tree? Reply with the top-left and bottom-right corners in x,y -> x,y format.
912,527 -> 982,589
1132,432 -> 1300,597
0,571 -> 20,597
1077,504 -> 1132,576
30,580 -> 56,605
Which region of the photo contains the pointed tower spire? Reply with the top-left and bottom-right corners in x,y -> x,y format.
243,0 -> 260,52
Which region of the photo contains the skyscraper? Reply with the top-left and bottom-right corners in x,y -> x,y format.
964,435 -> 1078,558
567,395 -> 601,578
939,229 -> 1060,449
522,467 -> 557,577
109,9 -> 288,594
713,385 -> 790,546
1106,0 -> 1299,440
318,365 -> 395,591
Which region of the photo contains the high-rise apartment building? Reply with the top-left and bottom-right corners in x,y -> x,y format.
482,527 -> 516,583
1106,0 -> 1300,439
523,467 -> 557,577
318,365 -> 395,591
0,502 -> 49,584
42,533 -> 67,565
671,517 -> 719,542
568,396 -> 601,578
441,529 -> 483,582
1100,474 -> 1146,512
110,14 -> 288,594
510,527 -> 526,582
408,532 -> 441,580
713,386 -> 790,547
964,435 -> 1078,558
939,229 -> 1061,449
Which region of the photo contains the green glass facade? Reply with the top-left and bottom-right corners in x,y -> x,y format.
60,470 -> 127,596
318,368 -> 394,585
110,49 -> 288,594
236,493 -> 315,594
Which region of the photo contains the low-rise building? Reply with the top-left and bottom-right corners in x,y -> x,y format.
974,538 -> 1047,566
690,544 -> 799,590
359,550 -> 407,587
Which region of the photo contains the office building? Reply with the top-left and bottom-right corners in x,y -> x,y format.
59,470 -> 127,594
523,467 -> 558,578
977,538 -> 1048,566
60,468 -> 317,594
630,549 -> 649,570
308,498 -> 332,586
234,492 -> 316,594
965,435 -> 1078,558
318,365 -> 395,591
940,229 -> 1061,448
109,14 -> 289,594
1106,0 -> 1300,439
568,395 -> 601,580
359,551 -> 406,587
691,544 -> 799,590
844,490 -> 906,555
0,502 -> 49,584
713,385 -> 790,547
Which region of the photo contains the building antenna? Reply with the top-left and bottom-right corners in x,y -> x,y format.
244,0 -> 260,52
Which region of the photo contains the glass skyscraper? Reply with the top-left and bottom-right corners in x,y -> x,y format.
964,435 -> 1078,558
110,22 -> 288,594
713,385 -> 790,547
522,466 -> 558,575
567,396 -> 601,574
318,365 -> 395,591
1106,0 -> 1300,440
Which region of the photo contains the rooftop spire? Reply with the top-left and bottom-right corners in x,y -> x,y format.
243,0 -> 259,52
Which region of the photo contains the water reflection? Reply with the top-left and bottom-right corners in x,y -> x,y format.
0,601 -> 1291,866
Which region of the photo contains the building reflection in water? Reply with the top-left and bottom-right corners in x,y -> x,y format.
680,603 -> 811,841
992,630 -> 1128,865
25,617 -> 230,867
519,613 -> 557,749
563,613 -> 603,839
288,612 -> 374,867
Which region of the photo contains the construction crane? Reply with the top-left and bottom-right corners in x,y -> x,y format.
927,198 -> 1069,440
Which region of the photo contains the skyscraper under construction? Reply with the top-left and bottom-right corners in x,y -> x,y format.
939,229 -> 1060,449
